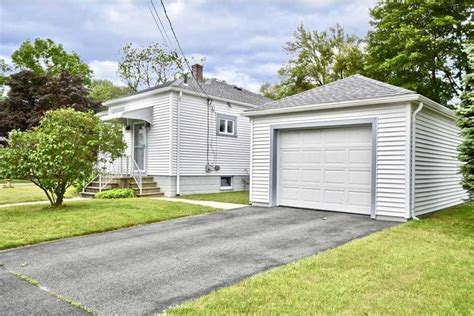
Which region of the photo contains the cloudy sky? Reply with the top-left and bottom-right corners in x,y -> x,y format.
0,0 -> 377,92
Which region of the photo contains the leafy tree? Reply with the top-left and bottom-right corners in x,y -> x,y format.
261,24 -> 366,99
11,38 -> 93,85
89,79 -> 133,102
365,1 -> 473,105
0,70 -> 100,138
118,42 -> 184,92
456,42 -> 474,196
0,59 -> 12,98
0,109 -> 126,207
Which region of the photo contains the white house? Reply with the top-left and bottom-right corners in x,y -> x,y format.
97,64 -> 270,197
243,75 -> 468,221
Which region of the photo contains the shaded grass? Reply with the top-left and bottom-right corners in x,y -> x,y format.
0,198 -> 217,250
168,202 -> 474,315
181,191 -> 249,205
0,183 -> 76,205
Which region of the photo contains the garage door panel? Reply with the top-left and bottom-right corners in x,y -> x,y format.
301,169 -> 322,183
348,191 -> 371,207
281,168 -> 299,181
348,170 -> 371,185
324,150 -> 347,163
280,150 -> 299,163
301,188 -> 322,202
323,189 -> 346,205
301,130 -> 323,145
324,170 -> 346,185
324,128 -> 348,144
302,150 -> 322,163
279,131 -> 300,148
278,125 -> 372,215
349,149 -> 371,164
280,187 -> 299,200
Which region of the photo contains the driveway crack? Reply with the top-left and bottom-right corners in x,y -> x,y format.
7,268 -> 96,315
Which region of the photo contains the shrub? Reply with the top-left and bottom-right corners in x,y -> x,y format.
95,188 -> 135,199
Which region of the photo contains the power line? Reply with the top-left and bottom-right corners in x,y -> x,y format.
159,0 -> 212,101
150,0 -> 173,48
148,0 -> 205,99
148,6 -> 166,45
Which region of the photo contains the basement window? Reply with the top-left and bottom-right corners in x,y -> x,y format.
220,176 -> 233,190
216,114 -> 237,137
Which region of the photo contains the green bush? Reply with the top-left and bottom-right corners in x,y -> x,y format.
95,188 -> 135,199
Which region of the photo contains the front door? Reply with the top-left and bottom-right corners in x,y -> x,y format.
133,122 -> 146,171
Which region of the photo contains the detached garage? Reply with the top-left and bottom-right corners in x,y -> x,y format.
244,75 -> 468,221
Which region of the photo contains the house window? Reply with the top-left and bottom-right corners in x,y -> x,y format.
216,114 -> 237,137
220,176 -> 233,190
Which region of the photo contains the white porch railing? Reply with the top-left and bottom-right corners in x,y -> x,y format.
84,155 -> 144,195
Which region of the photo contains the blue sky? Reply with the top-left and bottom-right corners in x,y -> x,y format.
0,0 -> 376,92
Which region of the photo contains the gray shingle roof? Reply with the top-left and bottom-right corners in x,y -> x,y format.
133,78 -> 270,106
249,75 -> 415,112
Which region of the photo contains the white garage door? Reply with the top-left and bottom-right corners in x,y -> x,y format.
277,125 -> 372,215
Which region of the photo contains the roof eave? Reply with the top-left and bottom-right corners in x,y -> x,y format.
242,94 -> 454,118
104,85 -> 262,108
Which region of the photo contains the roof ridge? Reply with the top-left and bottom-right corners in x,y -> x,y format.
351,74 -> 415,94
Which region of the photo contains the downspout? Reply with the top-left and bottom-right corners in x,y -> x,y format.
411,102 -> 423,220
176,91 -> 182,196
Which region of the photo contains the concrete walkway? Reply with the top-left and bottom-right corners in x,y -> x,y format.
0,197 -> 84,208
154,197 -> 248,210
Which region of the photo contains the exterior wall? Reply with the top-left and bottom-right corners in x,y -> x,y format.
108,93 -> 172,175
250,103 -> 411,220
173,92 -> 252,177
414,106 -> 468,215
153,175 -> 248,197
108,90 -> 254,197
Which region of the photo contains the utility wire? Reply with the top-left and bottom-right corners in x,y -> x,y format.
150,0 -> 173,48
148,6 -> 166,45
149,0 -> 206,99
159,0 -> 213,101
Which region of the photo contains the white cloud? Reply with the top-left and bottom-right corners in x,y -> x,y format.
206,66 -> 263,93
89,60 -> 124,86
0,0 -> 376,89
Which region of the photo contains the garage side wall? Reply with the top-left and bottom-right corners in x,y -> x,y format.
250,103 -> 411,220
414,107 -> 468,215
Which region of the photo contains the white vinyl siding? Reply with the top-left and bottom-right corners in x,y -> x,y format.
251,103 -> 410,219
175,93 -> 251,176
414,107 -> 468,215
108,93 -> 172,175
147,94 -> 173,175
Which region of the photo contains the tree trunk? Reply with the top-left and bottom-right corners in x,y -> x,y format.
53,194 -> 64,207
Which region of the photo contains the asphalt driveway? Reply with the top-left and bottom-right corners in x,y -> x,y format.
0,206 -> 396,315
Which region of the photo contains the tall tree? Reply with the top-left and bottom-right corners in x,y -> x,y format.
0,59 -> 12,98
11,38 -> 93,85
0,109 -> 125,207
456,42 -> 474,196
261,24 -> 366,99
0,70 -> 100,138
89,79 -> 133,102
118,42 -> 184,92
365,1 -> 473,106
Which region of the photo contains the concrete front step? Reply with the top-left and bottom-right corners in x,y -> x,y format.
133,187 -> 161,194
82,175 -> 162,198
129,182 -> 159,189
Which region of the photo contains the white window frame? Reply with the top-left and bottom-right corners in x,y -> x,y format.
216,114 -> 237,137
220,176 -> 233,190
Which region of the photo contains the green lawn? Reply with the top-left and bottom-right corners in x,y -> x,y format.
181,191 -> 249,205
0,182 -> 77,205
0,198 -> 217,250
168,202 -> 474,315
